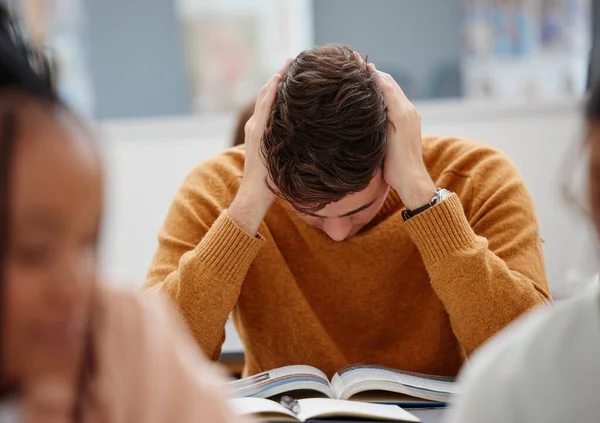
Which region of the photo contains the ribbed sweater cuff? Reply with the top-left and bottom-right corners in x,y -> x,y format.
404,194 -> 480,267
195,211 -> 265,281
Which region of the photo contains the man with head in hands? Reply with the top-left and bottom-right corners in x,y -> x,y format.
146,45 -> 550,378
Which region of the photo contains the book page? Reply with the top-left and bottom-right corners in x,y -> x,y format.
228,365 -> 334,399
349,390 -> 443,404
297,398 -> 420,422
332,364 -> 458,401
229,398 -> 297,421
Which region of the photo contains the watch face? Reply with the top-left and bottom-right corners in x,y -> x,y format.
438,189 -> 453,202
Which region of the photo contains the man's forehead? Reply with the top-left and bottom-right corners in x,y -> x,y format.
296,177 -> 386,217
318,192 -> 372,211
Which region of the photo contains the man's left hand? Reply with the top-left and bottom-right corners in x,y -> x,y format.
369,63 -> 437,211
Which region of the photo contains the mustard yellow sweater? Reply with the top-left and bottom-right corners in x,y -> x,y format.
145,136 -> 550,378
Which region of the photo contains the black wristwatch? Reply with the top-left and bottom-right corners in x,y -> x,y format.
402,188 -> 452,221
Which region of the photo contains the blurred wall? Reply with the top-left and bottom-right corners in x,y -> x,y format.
98,101 -> 581,295
82,0 -> 191,119
313,0 -> 462,99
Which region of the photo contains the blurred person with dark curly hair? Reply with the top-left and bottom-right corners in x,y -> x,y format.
146,45 -> 549,378
0,4 -> 251,422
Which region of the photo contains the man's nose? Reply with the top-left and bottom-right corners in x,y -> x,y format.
322,217 -> 352,241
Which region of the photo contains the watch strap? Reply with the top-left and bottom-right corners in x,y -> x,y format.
401,200 -> 436,221
402,188 -> 451,221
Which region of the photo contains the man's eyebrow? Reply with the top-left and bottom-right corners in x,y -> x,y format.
299,199 -> 377,218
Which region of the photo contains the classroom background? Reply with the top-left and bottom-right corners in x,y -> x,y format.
12,0 -> 597,348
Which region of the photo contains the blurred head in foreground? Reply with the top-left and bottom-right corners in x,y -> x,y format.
0,2 -> 101,411
1,7 -> 255,423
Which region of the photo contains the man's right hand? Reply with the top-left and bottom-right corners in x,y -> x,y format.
228,58 -> 293,236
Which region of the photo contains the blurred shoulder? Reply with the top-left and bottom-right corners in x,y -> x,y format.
95,285 -> 164,345
93,286 -> 247,422
95,284 -> 189,342
467,281 -> 600,373
448,282 -> 600,423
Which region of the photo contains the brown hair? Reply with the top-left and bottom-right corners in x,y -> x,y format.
231,101 -> 255,147
261,44 -> 387,211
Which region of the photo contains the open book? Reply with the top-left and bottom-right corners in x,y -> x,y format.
228,364 -> 457,406
230,397 -> 420,422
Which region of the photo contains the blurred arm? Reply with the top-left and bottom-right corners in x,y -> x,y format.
101,289 -> 255,423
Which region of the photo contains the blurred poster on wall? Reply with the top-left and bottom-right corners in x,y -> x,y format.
461,0 -> 590,102
177,0 -> 313,114
182,15 -> 259,113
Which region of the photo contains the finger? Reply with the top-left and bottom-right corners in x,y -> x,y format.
254,83 -> 270,113
254,73 -> 282,114
276,57 -> 294,79
353,51 -> 365,64
255,57 -> 292,110
373,66 -> 394,84
253,57 -> 292,113
373,68 -> 392,92
367,63 -> 376,72
377,70 -> 408,100
253,78 -> 280,129
374,70 -> 410,104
